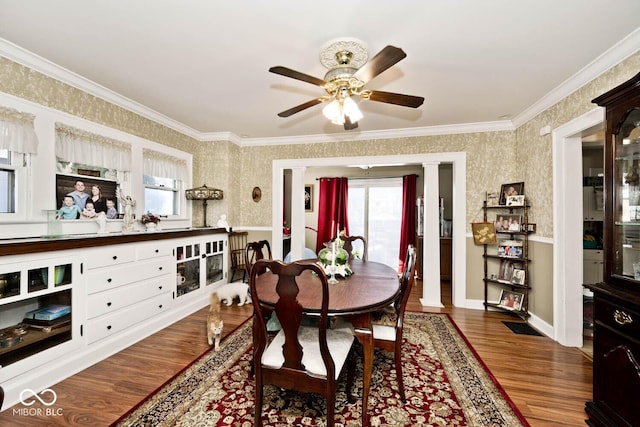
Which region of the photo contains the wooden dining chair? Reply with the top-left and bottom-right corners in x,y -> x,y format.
244,239 -> 273,276
249,259 -> 356,427
335,235 -> 367,260
228,231 -> 249,282
372,244 -> 417,402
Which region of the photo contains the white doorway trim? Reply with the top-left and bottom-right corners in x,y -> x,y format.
272,151 -> 467,308
552,107 -> 604,346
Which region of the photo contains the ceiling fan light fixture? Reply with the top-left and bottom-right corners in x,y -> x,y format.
343,96 -> 363,122
322,99 -> 344,125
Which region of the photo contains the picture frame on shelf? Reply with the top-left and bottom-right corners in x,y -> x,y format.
498,289 -> 525,311
498,239 -> 524,258
486,191 -> 500,207
511,268 -> 525,285
494,214 -> 522,232
506,195 -> 525,207
471,222 -> 497,245
498,259 -> 522,282
499,182 -> 524,205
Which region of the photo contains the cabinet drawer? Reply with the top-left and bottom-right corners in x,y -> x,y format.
87,276 -> 171,319
86,258 -> 171,294
85,246 -> 136,270
595,297 -> 640,339
137,242 -> 172,261
86,292 -> 172,344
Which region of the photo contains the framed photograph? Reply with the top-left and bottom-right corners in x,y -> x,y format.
498,259 -> 522,282
498,239 -> 524,258
525,223 -> 537,233
511,268 -> 525,285
506,195 -> 525,207
486,191 -> 500,207
471,222 -> 497,245
498,289 -> 524,311
304,184 -> 313,212
494,214 -> 522,232
499,182 -> 524,205
55,174 -> 118,219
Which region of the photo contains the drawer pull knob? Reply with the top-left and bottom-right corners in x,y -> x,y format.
159,266 -> 163,271
158,304 -> 163,309
107,302 -> 112,307
155,249 -> 159,253
112,255 -> 117,260
614,309 -> 633,326
107,278 -> 112,283
107,325 -> 112,330
159,286 -> 163,290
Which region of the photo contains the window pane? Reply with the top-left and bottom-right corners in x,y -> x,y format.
347,187 -> 365,235
0,150 -> 9,165
368,186 -> 403,268
0,168 -> 16,213
144,187 -> 176,216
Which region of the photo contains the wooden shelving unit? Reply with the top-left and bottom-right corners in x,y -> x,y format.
481,199 -> 532,320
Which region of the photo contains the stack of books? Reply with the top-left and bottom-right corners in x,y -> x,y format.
23,305 -> 71,333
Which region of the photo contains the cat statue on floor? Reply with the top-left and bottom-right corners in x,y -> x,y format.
215,282 -> 251,306
207,292 -> 224,351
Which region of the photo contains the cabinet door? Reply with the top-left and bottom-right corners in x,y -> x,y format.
583,187 -> 603,221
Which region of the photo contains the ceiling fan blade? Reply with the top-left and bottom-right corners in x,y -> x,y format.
366,90 -> 424,108
344,116 -> 358,131
354,45 -> 407,83
269,66 -> 327,87
277,98 -> 324,117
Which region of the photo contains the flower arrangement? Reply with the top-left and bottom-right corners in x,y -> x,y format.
140,212 -> 161,225
317,238 -> 353,278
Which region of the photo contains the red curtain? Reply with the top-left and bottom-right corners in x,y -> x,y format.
316,177 -> 350,253
398,174 -> 417,273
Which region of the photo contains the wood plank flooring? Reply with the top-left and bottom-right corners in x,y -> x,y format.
0,281 -> 592,426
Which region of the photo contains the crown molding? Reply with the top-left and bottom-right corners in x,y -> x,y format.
512,27 -> 640,128
235,120 -> 515,147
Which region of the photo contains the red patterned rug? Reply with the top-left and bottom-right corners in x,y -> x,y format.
112,312 -> 529,426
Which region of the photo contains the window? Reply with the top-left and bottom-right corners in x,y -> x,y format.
348,178 -> 403,268
144,175 -> 180,216
143,149 -> 188,217
0,150 -> 16,213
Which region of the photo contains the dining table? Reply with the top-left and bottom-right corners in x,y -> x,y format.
253,259 -> 401,427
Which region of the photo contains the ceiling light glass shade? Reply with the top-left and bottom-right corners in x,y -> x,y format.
322,99 -> 344,125
342,96 -> 363,122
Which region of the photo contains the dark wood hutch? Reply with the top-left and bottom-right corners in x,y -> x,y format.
585,72 -> 640,427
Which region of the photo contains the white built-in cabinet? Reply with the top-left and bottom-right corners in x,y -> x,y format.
583,249 -> 604,285
583,186 -> 604,221
0,229 -> 228,411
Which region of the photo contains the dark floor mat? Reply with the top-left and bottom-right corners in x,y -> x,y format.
502,321 -> 542,336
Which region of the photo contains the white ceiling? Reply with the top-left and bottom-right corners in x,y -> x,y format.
0,0 -> 639,142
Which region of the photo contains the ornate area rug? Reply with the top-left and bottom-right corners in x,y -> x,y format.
112,312 -> 529,426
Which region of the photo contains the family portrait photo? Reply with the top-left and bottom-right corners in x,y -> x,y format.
55,175 -> 118,220
499,182 -> 524,206
498,290 -> 524,311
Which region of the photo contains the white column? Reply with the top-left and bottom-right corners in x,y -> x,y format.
420,162 -> 443,307
289,167 -> 306,261
271,166 -> 284,260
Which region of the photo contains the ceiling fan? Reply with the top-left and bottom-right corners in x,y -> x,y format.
269,38 -> 424,130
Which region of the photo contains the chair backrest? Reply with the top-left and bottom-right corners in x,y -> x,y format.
250,259 -> 336,377
394,245 -> 417,320
245,240 -> 272,276
336,235 -> 367,260
229,231 -> 249,269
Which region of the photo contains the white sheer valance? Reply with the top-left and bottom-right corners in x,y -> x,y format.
55,123 -> 131,172
0,106 -> 39,154
143,149 -> 188,182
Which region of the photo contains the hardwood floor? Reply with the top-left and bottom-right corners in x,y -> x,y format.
0,280 -> 592,426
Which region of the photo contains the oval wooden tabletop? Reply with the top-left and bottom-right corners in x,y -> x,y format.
253,259 -> 400,315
